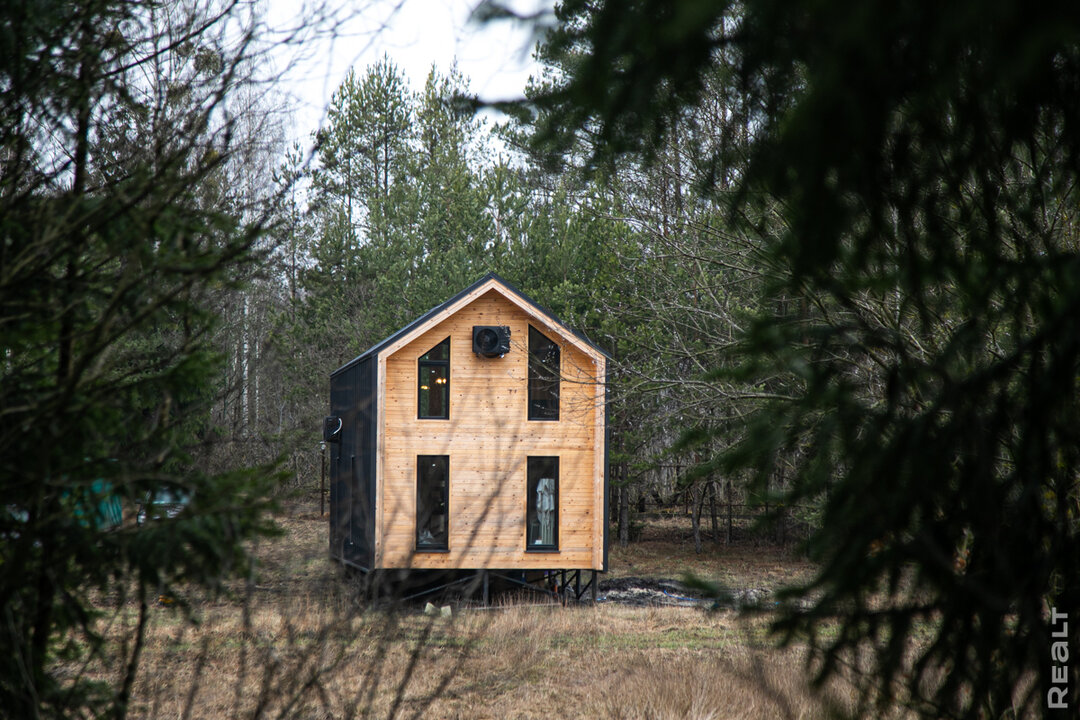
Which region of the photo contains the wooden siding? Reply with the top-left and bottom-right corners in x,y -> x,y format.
376,289 -> 605,570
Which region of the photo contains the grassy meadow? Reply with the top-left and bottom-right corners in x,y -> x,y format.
82,500 -> 864,720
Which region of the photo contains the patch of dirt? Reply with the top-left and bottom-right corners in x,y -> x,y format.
597,576 -> 774,609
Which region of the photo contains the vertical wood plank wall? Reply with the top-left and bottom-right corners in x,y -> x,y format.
377,289 -> 605,570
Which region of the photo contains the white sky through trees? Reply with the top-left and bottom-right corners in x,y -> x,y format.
266,0 -> 551,143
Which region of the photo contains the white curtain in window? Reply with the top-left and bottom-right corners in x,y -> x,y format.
536,477 -> 555,545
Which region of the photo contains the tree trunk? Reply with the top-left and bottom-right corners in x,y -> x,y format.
241,294 -> 249,436
726,479 -> 733,544
690,485 -> 703,554
709,481 -> 718,542
775,466 -> 786,545
763,472 -> 770,527
618,484 -> 630,547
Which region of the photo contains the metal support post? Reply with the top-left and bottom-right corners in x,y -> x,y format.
320,443 -> 326,516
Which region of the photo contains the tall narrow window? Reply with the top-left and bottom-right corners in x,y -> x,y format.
416,455 -> 449,551
526,456 -> 559,551
418,338 -> 450,419
528,326 -> 559,420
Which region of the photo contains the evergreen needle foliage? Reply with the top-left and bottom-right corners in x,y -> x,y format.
0,2 -> 282,717
519,0 -> 1080,717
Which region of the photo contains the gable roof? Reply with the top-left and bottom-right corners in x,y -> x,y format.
331,273 -> 610,377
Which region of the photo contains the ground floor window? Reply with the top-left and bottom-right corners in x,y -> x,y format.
526,456 -> 558,551
417,455 -> 449,551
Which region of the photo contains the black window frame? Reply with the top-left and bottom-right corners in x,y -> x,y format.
525,456 -> 559,552
417,337 -> 450,419
527,325 -> 560,421
416,455 -> 450,552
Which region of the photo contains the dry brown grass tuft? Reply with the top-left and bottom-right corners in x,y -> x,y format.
68,500 -> 858,720
594,649 -> 849,720
607,515 -> 817,591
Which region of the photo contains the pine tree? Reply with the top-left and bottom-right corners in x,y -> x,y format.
0,2 -> 282,716
512,1 -> 1080,716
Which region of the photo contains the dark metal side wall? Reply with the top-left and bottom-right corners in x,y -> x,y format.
329,357 -> 376,570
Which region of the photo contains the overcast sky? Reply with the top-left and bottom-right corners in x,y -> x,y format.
265,0 -> 553,143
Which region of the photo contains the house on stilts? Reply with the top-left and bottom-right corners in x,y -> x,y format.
326,273 -> 608,601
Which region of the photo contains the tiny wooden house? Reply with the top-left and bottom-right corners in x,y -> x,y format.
328,274 -> 608,580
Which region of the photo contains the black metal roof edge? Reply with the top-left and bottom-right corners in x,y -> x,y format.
330,272 -> 611,378
331,273 -> 499,377
491,273 -> 613,360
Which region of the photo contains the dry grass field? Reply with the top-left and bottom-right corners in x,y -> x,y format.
606,514 -> 817,589
83,498 -> 861,720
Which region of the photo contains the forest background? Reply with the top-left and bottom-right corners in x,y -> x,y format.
2,1 -> 1078,719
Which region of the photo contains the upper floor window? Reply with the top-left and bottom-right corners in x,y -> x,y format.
528,326 -> 559,420
418,338 -> 450,419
